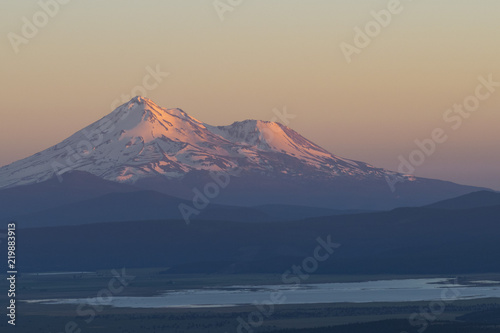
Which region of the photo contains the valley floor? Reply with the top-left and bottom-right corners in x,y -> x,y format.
2,269 -> 500,332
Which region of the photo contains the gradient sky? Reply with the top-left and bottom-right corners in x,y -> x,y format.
1,0 -> 499,189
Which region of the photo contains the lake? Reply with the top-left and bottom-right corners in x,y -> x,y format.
25,278 -> 500,308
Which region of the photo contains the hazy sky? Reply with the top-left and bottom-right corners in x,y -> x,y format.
1,0 -> 499,189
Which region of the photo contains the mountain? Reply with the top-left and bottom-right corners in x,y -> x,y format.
0,97 -> 486,210
251,204 -> 372,220
426,190 -> 500,210
10,204 -> 500,274
7,190 -> 270,228
0,97 -> 400,187
3,186 -> 371,228
0,171 -> 139,219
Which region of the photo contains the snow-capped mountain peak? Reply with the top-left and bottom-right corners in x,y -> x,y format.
0,97 -> 406,189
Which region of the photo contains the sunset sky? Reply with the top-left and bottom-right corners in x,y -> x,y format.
1,0 -> 499,189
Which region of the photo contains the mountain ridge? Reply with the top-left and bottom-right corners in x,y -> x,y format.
426,190 -> 500,210
0,96 -> 410,189
0,97 -> 487,210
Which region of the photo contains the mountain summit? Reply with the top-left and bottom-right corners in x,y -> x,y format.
0,97 -> 485,209
0,97 -> 401,187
